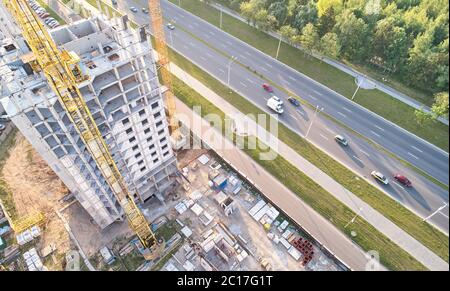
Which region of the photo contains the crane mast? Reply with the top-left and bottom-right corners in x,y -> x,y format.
4,0 -> 159,259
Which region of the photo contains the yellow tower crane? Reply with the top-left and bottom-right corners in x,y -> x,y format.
148,0 -> 186,150
3,0 -> 160,260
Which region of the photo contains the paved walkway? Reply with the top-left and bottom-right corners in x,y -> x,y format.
210,2 -> 448,126
170,62 -> 449,271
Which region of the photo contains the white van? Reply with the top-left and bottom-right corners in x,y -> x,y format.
267,96 -> 284,114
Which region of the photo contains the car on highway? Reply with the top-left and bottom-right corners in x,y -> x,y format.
130,7 -> 138,13
0,123 -> 6,132
288,97 -> 300,107
334,135 -> 348,146
371,171 -> 389,185
111,0 -> 117,5
167,23 -> 175,30
142,8 -> 149,14
394,174 -> 412,187
267,96 -> 284,114
262,83 -> 273,93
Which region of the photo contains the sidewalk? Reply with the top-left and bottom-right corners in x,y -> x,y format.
170,62 -> 449,271
210,1 -> 449,126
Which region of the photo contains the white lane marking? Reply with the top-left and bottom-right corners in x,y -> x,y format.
408,152 -> 420,160
265,63 -> 273,68
182,45 -> 189,49
209,31 -> 215,36
193,22 -> 199,27
313,90 -> 323,96
342,107 -> 352,113
352,155 -> 363,163
245,51 -> 252,56
393,181 -> 405,190
290,114 -> 298,121
188,42 -> 195,47
284,80 -> 292,86
219,68 -> 226,74
246,78 -> 255,84
221,44 -> 228,49
439,212 -> 449,219
206,53 -> 213,58
261,67 -> 269,72
296,110 -> 305,116
288,76 -> 296,81
239,81 -> 248,88
239,54 -> 247,59
324,127 -> 335,134
200,56 -> 207,61
337,111 -> 347,118
226,41 -> 232,45
374,125 -> 385,132
319,134 -> 329,140
411,145 -> 424,153
308,95 -> 317,101
370,130 -> 380,137
360,149 -> 370,157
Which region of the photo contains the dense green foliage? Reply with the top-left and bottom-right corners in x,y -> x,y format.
221,0 -> 449,108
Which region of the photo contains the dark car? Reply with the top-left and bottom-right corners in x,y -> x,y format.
262,83 -> 273,93
288,97 -> 300,107
394,174 -> 412,187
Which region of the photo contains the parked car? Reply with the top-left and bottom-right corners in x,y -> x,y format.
334,135 -> 348,146
371,171 -> 389,185
45,17 -> 55,24
0,123 -> 6,132
130,7 -> 138,13
142,8 -> 149,14
262,83 -> 273,93
288,96 -> 300,107
394,174 -> 412,187
167,23 -> 175,30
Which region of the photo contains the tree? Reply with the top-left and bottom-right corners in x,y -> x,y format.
317,0 -> 342,17
292,1 -> 318,31
335,9 -> 369,61
371,17 -> 411,71
414,109 -> 433,126
279,25 -> 297,43
431,92 -> 449,118
317,6 -> 336,37
300,23 -> 319,53
320,32 -> 340,58
268,1 -> 289,26
240,0 -> 266,26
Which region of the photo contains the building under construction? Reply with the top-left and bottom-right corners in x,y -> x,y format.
0,6 -> 178,229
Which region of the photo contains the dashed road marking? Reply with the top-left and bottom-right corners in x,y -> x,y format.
206,53 -> 213,58
288,76 -> 297,81
408,152 -> 419,160
342,107 -> 352,113
193,22 -> 199,27
411,145 -> 424,153
188,42 -> 195,47
182,45 -> 189,49
370,130 -> 380,137
245,51 -> 252,56
219,68 -> 226,73
337,111 -> 347,118
319,134 -> 329,140
246,78 -> 255,84
284,80 -> 292,86
200,56 -> 207,61
290,114 -> 298,121
352,155 -> 363,163
360,150 -> 370,157
261,67 -> 269,72
393,181 -> 405,190
226,41 -> 232,46
265,63 -> 273,68
313,90 -> 323,96
324,127 -> 335,134
240,81 -> 248,88
308,95 -> 317,101
209,31 -> 216,36
374,125 -> 385,132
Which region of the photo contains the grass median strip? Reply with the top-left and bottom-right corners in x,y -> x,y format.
167,0 -> 448,152
168,48 -> 449,263
172,73 -> 426,271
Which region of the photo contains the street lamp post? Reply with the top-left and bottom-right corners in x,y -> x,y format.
227,56 -> 237,90
345,207 -> 364,228
305,105 -> 323,138
423,203 -> 448,222
218,4 -> 223,29
351,75 -> 365,101
275,34 -> 282,60
178,0 -> 181,7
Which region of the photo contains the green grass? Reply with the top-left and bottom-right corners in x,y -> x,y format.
0,128 -> 19,221
36,0 -> 66,24
155,220 -> 178,242
172,74 -> 426,271
151,239 -> 184,271
168,0 -> 449,152
169,48 -> 449,263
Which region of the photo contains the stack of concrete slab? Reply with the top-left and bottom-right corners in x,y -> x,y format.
23,248 -> 45,271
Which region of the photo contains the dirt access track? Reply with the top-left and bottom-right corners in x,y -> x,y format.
1,133 -> 72,264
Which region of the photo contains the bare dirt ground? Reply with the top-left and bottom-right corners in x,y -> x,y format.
1,133 -> 71,269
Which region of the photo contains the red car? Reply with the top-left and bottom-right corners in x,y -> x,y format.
394,174 -> 412,187
262,83 -> 273,93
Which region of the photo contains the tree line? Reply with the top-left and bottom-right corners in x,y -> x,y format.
218,0 -> 449,119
